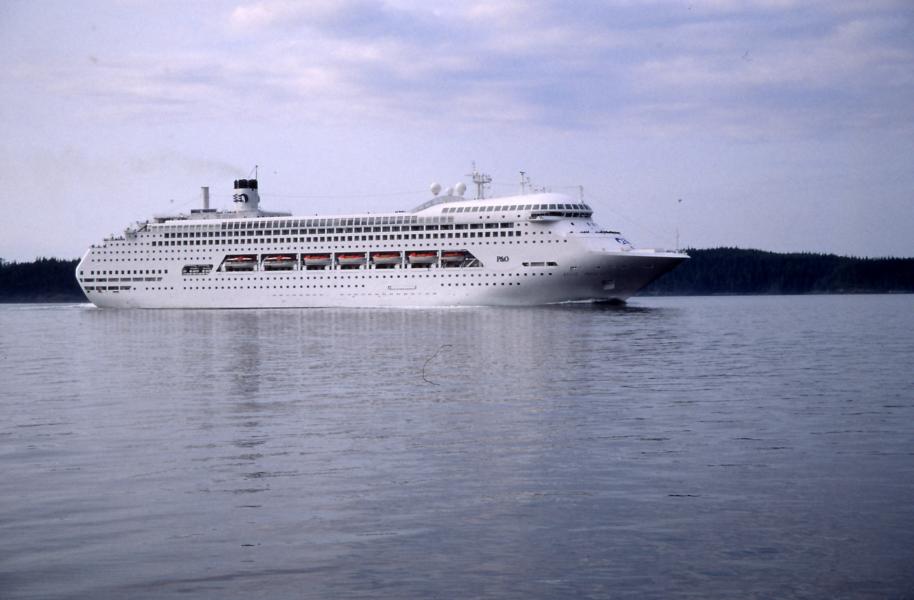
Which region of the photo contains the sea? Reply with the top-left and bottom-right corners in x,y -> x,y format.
1,295 -> 912,599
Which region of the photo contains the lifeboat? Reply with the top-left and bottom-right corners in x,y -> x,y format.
407,251 -> 437,265
440,250 -> 467,264
224,255 -> 256,271
337,253 -> 367,266
371,252 -> 401,265
303,254 -> 332,266
263,255 -> 295,270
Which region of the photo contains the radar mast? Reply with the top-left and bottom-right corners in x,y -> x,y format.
468,162 -> 492,200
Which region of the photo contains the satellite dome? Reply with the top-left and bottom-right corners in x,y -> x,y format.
430,182 -> 442,196
454,182 -> 467,196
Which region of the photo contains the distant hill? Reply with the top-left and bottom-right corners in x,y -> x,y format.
640,248 -> 914,295
1,249 -> 912,303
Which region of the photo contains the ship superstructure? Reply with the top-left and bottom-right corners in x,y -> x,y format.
76,175 -> 687,308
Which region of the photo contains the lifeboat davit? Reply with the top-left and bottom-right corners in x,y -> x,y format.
407,251 -> 437,265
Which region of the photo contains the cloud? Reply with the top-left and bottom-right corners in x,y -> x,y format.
5,0 -> 912,139
623,10 -> 914,139
228,0 -> 359,30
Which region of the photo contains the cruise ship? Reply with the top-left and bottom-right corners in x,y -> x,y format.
76,174 -> 688,308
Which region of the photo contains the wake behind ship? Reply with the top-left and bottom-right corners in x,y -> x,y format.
76,173 -> 687,308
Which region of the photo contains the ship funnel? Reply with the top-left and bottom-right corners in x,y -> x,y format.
201,186 -> 210,210
232,178 -> 260,212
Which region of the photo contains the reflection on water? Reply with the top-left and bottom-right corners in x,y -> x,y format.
1,296 -> 913,599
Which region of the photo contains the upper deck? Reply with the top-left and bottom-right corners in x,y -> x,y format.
106,191 -> 595,243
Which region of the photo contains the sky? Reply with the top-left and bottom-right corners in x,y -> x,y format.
2,0 -> 913,260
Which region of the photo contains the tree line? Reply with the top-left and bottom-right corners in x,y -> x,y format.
641,248 -> 914,295
1,249 -> 912,302
0,258 -> 85,302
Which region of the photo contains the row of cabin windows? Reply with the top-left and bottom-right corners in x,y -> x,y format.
90,279 -> 538,293
191,272 -> 543,280
93,236 -> 566,259
224,216 -> 442,228
177,281 -> 524,290
160,222 -> 514,238
442,203 -> 590,213
148,217 -> 447,235
153,231 -> 522,246
86,269 -> 559,291
83,269 -> 167,276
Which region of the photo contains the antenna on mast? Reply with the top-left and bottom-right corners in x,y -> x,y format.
520,171 -> 532,195
467,161 -> 492,200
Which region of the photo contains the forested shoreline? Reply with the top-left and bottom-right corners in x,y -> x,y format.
0,258 -> 85,302
1,249 -> 912,303
640,248 -> 914,295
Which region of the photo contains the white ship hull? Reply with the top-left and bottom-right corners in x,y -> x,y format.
76,183 -> 687,309
79,251 -> 684,309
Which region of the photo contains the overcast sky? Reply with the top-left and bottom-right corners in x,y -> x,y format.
2,0 -> 913,260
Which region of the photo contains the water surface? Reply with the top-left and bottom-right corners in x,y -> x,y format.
1,296 -> 913,599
